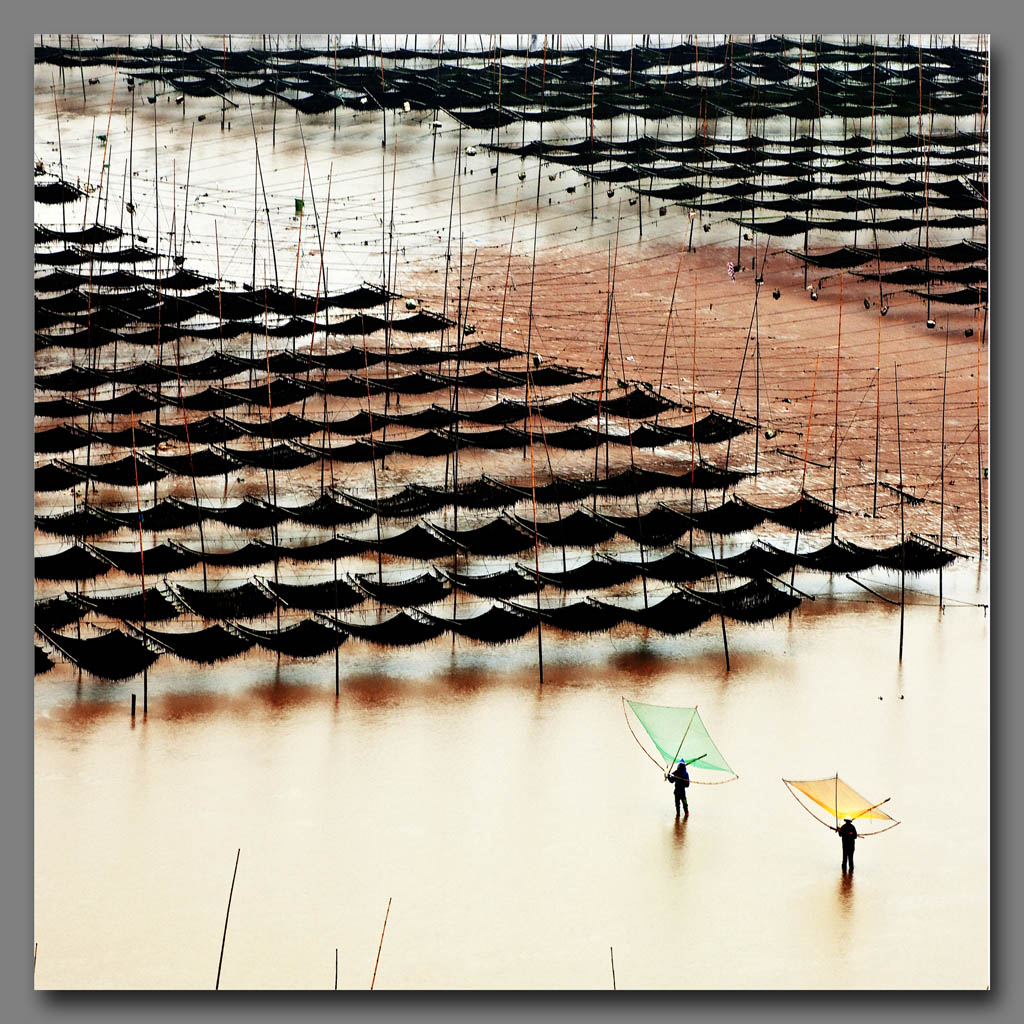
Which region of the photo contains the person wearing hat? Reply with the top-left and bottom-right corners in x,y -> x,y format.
666,759 -> 690,817
836,817 -> 858,872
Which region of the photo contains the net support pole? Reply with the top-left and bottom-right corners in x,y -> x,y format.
668,707 -> 698,771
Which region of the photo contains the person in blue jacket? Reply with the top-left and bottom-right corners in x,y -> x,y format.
666,759 -> 690,817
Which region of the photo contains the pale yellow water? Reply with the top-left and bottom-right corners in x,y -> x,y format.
34,567 -> 989,990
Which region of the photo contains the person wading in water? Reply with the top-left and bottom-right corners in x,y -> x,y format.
836,817 -> 858,871
666,759 -> 690,817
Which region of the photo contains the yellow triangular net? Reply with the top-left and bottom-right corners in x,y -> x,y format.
784,776 -> 895,823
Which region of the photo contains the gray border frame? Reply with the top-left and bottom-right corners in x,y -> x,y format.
5,0 -> 1019,1018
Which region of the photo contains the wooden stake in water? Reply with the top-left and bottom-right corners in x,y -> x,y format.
129,411 -> 148,713
180,124 -> 194,263
590,43 -> 597,223
790,355 -> 821,608
975,302 -> 984,557
526,371 -> 544,687
370,897 -> 392,990
894,363 -> 906,662
939,318 -> 949,609
334,947 -> 339,990
248,96 -> 279,289
872,289 -> 882,517
610,946 -> 616,990
830,270 -> 844,543
215,848 -> 241,990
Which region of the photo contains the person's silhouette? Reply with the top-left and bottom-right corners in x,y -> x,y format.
836,817 -> 858,871
666,759 -> 690,817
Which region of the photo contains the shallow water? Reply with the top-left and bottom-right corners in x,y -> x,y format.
34,566 -> 988,990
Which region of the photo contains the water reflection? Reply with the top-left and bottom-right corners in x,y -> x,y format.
249,677 -> 322,713
836,870 -> 855,912
671,813 -> 689,850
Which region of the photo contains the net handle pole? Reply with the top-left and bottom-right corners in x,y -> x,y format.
848,796 -> 891,822
668,706 -> 698,771
668,752 -> 708,777
834,772 -> 839,830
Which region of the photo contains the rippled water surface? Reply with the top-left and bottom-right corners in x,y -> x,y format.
34,567 -> 988,990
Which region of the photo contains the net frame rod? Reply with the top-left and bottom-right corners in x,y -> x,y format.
668,706 -> 699,770
621,696 -> 663,771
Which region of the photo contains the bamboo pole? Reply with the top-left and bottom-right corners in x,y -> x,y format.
215,222 -> 223,354
496,201 -> 518,353
754,260 -> 760,475
439,126 -> 461,380
313,159 -> 337,491
129,411 -> 147,713
872,287 -> 882,517
51,80 -> 67,237
654,240 -> 687,426
494,39 -> 502,191
689,271 -> 697,544
299,159 -> 333,420
180,124 -> 194,264
590,42 -> 597,223
895,363 -> 906,662
610,280 -> 647,608
171,336 -> 207,592
92,49 -> 120,230
248,97 -> 279,289
790,355 -> 821,607
976,301 -> 984,557
708,533 -> 730,673
292,157 -> 307,318
77,35 -> 87,105
939,318 -> 948,608
669,707 -> 699,769
522,127 -> 542,452
81,118 -> 95,237
370,897 -> 392,990
262,275 -> 281,640
215,848 -> 241,990
723,236 -> 770,476
830,270 -> 843,542
526,365 -> 544,687
361,326 -> 384,587
591,245 -> 614,510
450,247 -> 478,625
